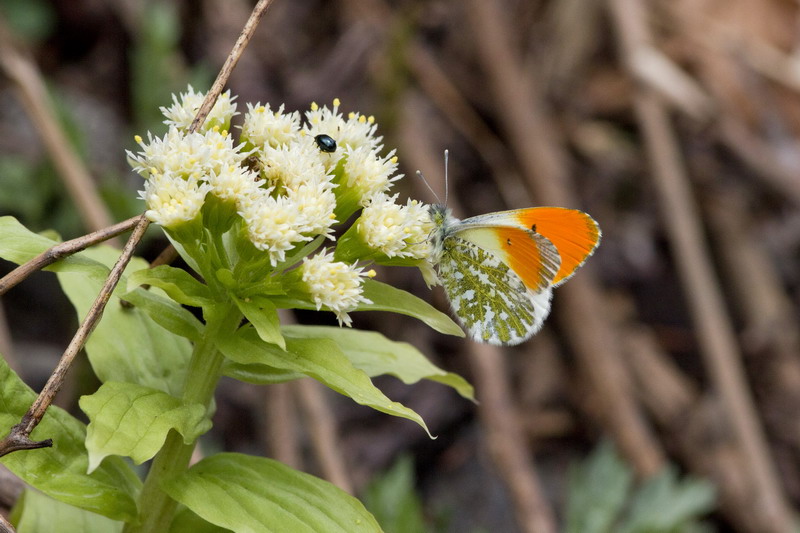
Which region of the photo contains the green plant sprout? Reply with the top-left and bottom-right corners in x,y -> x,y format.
0,87 -> 474,532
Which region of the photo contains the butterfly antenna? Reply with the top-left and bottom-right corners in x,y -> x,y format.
415,170 -> 441,204
443,149 -> 449,206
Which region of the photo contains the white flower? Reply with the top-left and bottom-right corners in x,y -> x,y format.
208,164 -> 263,210
301,249 -> 374,326
138,172 -> 210,228
261,137 -> 331,192
128,127 -> 246,180
239,191 -> 314,266
240,103 -> 301,149
304,99 -> 382,152
359,194 -> 433,259
287,179 -> 338,238
161,86 -> 238,131
342,145 -> 402,206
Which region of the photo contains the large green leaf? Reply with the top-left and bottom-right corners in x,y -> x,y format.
127,265 -> 213,308
222,361 -> 304,385
80,381 -> 211,472
169,506 -> 231,533
162,453 -> 382,533
359,280 -> 463,337
0,359 -> 140,522
282,326 -> 474,400
0,216 -> 109,279
11,489 -> 123,533
216,326 -> 433,437
57,246 -> 192,396
269,279 -> 464,338
122,287 -> 204,342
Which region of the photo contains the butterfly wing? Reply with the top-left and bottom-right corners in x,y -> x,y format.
461,207 -> 601,287
439,226 -> 560,345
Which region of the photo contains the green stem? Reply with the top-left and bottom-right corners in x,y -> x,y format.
124,304 -> 240,533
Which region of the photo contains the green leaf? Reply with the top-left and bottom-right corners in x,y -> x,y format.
169,506 -> 231,533
565,441 -> 632,533
268,280 -> 463,338
0,359 -> 140,522
283,326 -> 474,400
360,280 -> 463,337
11,489 -> 123,533
216,326 -> 433,437
122,287 -> 204,342
362,455 -> 427,533
618,467 -> 716,533
162,453 -> 383,533
80,381 -> 211,472
222,361 -> 304,385
233,295 -> 285,349
127,265 -> 213,308
57,246 -> 193,396
0,216 -> 109,278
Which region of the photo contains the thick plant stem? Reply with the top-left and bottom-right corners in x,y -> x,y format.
124,305 -> 240,533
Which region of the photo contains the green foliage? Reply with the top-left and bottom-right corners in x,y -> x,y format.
0,358 -> 140,522
11,489 -> 123,533
57,247 -> 194,397
363,455 -> 428,533
0,0 -> 56,44
565,441 -> 716,533
0,210 -> 472,529
283,326 -> 473,400
216,325 -> 435,437
80,381 -> 211,472
162,453 -> 383,532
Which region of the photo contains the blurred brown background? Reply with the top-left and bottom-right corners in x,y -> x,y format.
2,0 -> 800,531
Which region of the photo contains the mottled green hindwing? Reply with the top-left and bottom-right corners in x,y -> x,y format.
438,237 -> 553,345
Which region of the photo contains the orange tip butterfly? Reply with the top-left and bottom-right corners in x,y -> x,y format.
425,156 -> 600,345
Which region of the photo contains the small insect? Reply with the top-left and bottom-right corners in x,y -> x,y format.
314,134 -> 337,153
425,154 -> 600,345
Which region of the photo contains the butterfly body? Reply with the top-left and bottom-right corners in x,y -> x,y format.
428,204 -> 600,345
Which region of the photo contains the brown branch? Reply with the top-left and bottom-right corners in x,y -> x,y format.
464,0 -> 665,476
263,383 -> 302,469
606,0 -> 794,529
0,216 -> 141,297
468,343 -> 557,533
0,214 -> 151,457
0,18 -> 115,239
296,379 -> 353,494
624,326 -> 768,532
190,0 -> 276,134
0,512 -> 15,533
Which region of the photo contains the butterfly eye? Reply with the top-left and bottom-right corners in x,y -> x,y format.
314,134 -> 337,153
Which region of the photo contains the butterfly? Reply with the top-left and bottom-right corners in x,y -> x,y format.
428,204 -> 601,345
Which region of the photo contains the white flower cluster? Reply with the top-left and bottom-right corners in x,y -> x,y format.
301,250 -> 375,326
130,87 -> 434,325
161,86 -> 238,131
358,194 -> 433,260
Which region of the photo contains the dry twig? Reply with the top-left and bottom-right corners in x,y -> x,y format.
607,0 -> 794,529
296,379 -> 354,494
465,0 -> 665,476
0,215 -> 141,297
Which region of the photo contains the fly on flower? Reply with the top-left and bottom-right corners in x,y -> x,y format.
426,162 -> 600,345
